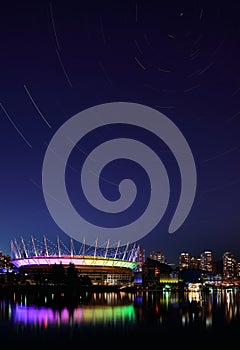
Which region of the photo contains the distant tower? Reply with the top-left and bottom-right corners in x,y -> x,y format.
189,256 -> 201,270
200,251 -> 213,272
150,251 -> 167,264
236,261 -> 240,279
223,251 -> 235,281
179,252 -> 190,270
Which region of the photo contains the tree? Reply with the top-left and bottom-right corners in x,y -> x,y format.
51,262 -> 65,285
66,263 -> 78,287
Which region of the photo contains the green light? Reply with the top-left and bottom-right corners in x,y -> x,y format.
80,305 -> 135,323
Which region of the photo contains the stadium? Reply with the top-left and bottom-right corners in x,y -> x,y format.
10,236 -> 143,286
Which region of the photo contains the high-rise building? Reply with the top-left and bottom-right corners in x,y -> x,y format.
223,251 -> 235,281
149,251 -> 167,264
189,256 -> 201,270
179,252 -> 190,270
236,261 -> 240,279
200,251 -> 213,272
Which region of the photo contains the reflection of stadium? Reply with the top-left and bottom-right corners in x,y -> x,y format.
14,304 -> 136,326
10,236 -> 143,286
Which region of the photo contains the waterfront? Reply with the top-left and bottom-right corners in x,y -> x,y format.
1,287 -> 240,346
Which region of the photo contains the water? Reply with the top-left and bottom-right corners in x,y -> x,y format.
1,287 -> 240,346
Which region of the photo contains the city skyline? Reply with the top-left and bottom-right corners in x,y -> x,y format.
1,233 -> 239,269
1,1 -> 240,267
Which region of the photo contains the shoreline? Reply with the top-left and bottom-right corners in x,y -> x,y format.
0,283 -> 139,295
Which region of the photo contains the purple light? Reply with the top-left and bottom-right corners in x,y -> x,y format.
11,256 -> 137,270
13,304 -> 135,327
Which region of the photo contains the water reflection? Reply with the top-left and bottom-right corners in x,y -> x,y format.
13,304 -> 135,327
1,288 -> 240,334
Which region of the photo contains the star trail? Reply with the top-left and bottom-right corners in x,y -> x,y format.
0,1 -> 240,266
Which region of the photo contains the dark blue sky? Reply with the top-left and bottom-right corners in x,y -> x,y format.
1,1 -> 240,266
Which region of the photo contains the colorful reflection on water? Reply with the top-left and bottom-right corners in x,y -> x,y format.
1,288 -> 240,332
12,304 -> 135,327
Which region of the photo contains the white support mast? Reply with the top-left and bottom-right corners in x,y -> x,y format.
10,240 -> 17,259
57,236 -> 61,257
104,239 -> 110,258
14,239 -> 22,258
82,237 -> 85,256
43,235 -> 49,257
70,236 -> 73,257
31,235 -> 37,257
21,236 -> 28,258
129,243 -> 136,261
114,240 -> 120,259
123,242 -> 129,261
134,244 -> 140,261
94,238 -> 98,258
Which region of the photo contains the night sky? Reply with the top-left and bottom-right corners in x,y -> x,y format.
1,1 -> 240,266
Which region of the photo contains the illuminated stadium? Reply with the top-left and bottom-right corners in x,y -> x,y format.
10,236 -> 143,286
